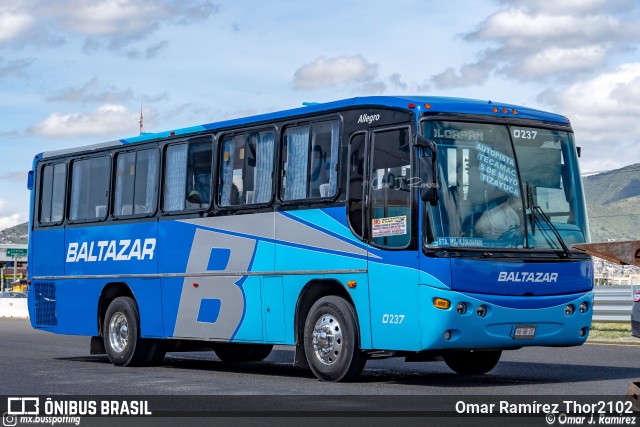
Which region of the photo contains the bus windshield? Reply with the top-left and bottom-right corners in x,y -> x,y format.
422,120 -> 588,251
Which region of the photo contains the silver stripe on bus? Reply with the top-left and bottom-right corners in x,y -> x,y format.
31,269 -> 368,281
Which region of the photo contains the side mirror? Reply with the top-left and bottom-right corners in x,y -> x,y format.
416,136 -> 438,204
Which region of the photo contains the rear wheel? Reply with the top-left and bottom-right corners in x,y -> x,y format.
303,296 -> 367,382
443,350 -> 502,375
103,296 -> 165,366
214,344 -> 273,362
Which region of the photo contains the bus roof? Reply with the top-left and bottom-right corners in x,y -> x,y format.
40,96 -> 570,158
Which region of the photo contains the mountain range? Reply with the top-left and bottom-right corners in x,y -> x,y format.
1,163 -> 638,244
582,163 -> 640,242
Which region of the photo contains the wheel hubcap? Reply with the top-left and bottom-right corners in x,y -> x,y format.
312,314 -> 343,365
108,312 -> 129,353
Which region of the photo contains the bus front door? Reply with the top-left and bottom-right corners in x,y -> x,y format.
366,125 -> 421,351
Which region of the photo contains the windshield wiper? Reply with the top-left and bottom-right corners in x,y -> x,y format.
526,183 -> 572,258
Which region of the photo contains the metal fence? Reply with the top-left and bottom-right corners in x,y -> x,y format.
593,285 -> 634,323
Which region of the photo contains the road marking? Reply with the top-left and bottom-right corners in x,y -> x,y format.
585,342 -> 640,347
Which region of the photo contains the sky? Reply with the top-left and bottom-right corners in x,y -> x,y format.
1,0 -> 639,229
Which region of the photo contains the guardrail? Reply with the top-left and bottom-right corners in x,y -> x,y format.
593,285 -> 633,323
0,298 -> 29,319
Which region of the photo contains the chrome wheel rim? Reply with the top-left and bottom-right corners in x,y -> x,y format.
108,312 -> 129,353
312,314 -> 343,365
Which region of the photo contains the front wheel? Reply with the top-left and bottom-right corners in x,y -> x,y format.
303,296 -> 367,382
443,350 -> 502,375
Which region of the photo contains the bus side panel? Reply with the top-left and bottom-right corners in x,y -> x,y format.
30,229 -> 65,277
368,261 -> 421,351
127,278 -> 164,338
52,279 -> 101,335
233,239 -> 278,342
159,217 -> 271,342
275,209 -> 372,349
158,221 -> 197,338
29,228 -> 66,331
64,222 -> 160,337
276,250 -> 370,348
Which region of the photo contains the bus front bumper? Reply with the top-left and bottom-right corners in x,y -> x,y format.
418,286 -> 593,351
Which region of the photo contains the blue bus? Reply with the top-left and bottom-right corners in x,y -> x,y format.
27,96 -> 593,381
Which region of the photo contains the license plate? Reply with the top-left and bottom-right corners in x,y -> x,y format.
513,325 -> 536,339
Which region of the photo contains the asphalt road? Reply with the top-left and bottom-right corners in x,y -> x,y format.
1,319 -> 638,397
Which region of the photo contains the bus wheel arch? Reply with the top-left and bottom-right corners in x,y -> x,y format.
98,282 -> 135,336
99,283 -> 165,367
294,280 -> 366,380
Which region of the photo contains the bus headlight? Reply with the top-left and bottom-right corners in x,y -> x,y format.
564,304 -> 575,316
579,302 -> 589,313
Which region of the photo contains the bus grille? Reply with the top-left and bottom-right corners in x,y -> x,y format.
34,282 -> 57,326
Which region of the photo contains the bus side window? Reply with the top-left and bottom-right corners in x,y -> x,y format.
39,162 -> 67,224
114,148 -> 159,216
164,140 -> 212,212
282,119 -> 339,201
69,156 -> 110,222
370,127 -> 411,248
347,133 -> 366,239
220,130 -> 274,208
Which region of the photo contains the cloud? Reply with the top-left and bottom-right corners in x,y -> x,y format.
293,55 -> 380,90
0,200 -> 24,230
431,1 -> 640,88
124,40 -> 168,60
0,57 -> 35,78
47,78 -> 133,103
497,0 -> 637,15
47,77 -> 169,105
0,10 -> 33,43
388,73 -> 408,91
538,63 -> 640,169
29,104 -> 138,138
0,171 -> 27,182
0,0 -> 219,55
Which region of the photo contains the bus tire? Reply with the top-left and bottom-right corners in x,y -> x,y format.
103,296 -> 149,367
214,344 -> 273,362
303,296 -> 366,382
443,350 -> 502,375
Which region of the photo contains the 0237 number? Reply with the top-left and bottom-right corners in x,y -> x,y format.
381,314 -> 405,324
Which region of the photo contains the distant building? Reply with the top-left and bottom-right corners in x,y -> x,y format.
0,244 -> 28,291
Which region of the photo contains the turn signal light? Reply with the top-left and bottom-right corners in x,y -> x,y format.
434,298 -> 451,310
347,280 -> 357,289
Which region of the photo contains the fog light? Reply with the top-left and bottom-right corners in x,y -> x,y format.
434,298 -> 451,310
476,305 -> 487,317
564,304 -> 575,316
579,328 -> 587,337
456,302 -> 467,315
579,302 -> 588,313
444,330 -> 452,340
